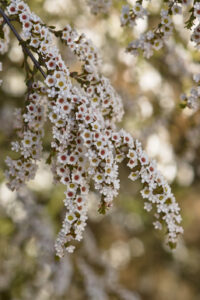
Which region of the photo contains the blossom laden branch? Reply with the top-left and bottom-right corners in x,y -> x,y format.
1,0 -> 183,257
0,7 -> 47,79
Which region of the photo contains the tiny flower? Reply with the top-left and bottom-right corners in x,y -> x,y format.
22,136 -> 33,147
60,102 -> 71,114
72,172 -> 82,184
80,184 -> 89,194
128,171 -> 139,181
122,132 -> 133,146
153,221 -> 162,230
161,25 -> 172,36
112,132 -> 121,143
172,5 -> 182,15
22,20 -> 32,30
33,23 -> 42,33
152,39 -> 163,50
141,187 -> 151,199
46,59 -> 56,70
127,149 -> 137,159
65,212 -> 77,224
144,202 -> 152,212
56,78 -> 66,90
65,190 -> 76,199
90,156 -> 100,166
133,3 -> 142,15
161,16 -> 171,26
91,121 -> 100,131
84,114 -> 93,124
30,37 -> 40,48
194,3 -> 200,20
139,151 -> 149,165
17,2 -> 27,11
19,13 -> 30,22
127,158 -> 137,169
57,153 -> 68,164
94,173 -> 104,183
45,75 -> 57,87
66,245 -> 75,253
82,130 -> 93,143
147,31 -> 154,40
67,154 -> 78,165
193,73 -> 200,83
49,111 -> 59,123
7,4 -> 17,15
115,153 -> 125,163
120,5 -> 130,26
11,141 -> 20,152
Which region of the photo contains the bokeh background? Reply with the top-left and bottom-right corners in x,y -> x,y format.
0,0 -> 200,299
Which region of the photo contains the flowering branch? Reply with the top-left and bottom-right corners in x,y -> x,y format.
1,0 -> 183,257
119,0 -> 200,109
0,7 -> 47,79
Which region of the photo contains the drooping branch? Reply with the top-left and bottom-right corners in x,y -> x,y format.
3,0 -> 183,257
0,7 -> 47,79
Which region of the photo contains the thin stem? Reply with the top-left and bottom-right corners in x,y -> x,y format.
0,7 -> 47,79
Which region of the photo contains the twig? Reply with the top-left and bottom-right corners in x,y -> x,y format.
0,7 -> 47,79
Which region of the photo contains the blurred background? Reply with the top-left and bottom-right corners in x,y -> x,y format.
0,0 -> 200,299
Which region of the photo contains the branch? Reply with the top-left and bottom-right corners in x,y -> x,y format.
0,7 -> 47,79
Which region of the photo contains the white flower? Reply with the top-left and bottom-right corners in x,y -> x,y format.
153,221 -> 162,230
128,171 -> 139,181
120,5 -> 130,26
193,73 -> 200,83
11,141 -> 20,152
194,3 -> 200,20
94,173 -> 104,183
65,212 -> 77,224
172,5 -> 182,15
144,202 -> 152,212
153,39 -> 163,50
45,75 -> 57,87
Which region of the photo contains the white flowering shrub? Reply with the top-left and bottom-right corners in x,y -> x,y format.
0,0 -> 184,259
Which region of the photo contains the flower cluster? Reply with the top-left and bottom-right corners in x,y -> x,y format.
114,134 -> 183,247
86,0 -> 112,15
120,0 -> 200,110
5,82 -> 47,191
181,73 -> 200,110
121,1 -> 182,58
121,2 -> 148,27
7,0 -> 40,39
121,0 -> 200,58
4,0 -> 183,257
58,24 -> 124,123
185,1 -> 200,50
191,22 -> 200,49
61,24 -> 99,66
